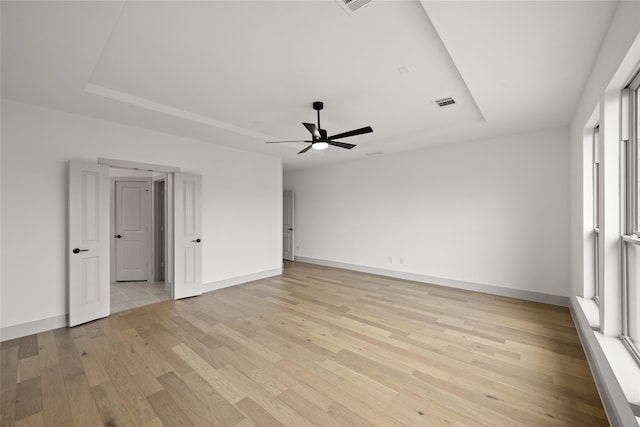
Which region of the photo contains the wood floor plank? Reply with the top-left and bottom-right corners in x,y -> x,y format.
13,412 -> 43,427
147,389 -> 194,427
235,396 -> 285,427
40,365 -> 75,427
172,343 -> 247,404
36,331 -> 59,371
1,344 -> 19,426
64,373 -> 103,426
14,376 -> 42,421
90,381 -> 137,427
16,335 -> 39,361
157,371 -> 222,426
102,352 -> 157,425
180,370 -> 246,426
217,364 -> 315,427
0,261 -> 609,426
16,356 -> 39,384
73,336 -> 110,388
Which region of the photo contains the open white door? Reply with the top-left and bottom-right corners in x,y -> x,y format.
283,190 -> 295,261
174,173 -> 202,299
69,161 -> 110,326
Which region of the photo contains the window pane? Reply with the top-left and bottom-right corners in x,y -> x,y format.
595,165 -> 599,228
594,230 -> 600,300
628,243 -> 640,349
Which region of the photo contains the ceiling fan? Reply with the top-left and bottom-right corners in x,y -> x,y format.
266,101 -> 373,154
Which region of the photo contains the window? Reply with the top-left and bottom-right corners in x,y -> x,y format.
593,125 -> 601,303
622,70 -> 640,361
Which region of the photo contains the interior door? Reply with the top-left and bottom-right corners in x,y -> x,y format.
69,161 -> 110,327
174,173 -> 202,299
115,180 -> 149,281
283,190 -> 295,261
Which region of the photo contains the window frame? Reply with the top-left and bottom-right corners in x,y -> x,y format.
622,70 -> 640,363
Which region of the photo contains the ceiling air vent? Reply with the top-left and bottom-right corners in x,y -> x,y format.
336,0 -> 371,15
433,97 -> 456,109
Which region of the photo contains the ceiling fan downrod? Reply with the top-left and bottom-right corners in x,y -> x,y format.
313,101 -> 324,139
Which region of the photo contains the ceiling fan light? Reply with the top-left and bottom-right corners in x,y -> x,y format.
313,142 -> 329,150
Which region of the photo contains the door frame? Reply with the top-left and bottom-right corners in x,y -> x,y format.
110,177 -> 153,283
99,158 -> 180,297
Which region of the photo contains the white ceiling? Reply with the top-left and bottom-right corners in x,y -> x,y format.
1,1 -> 618,170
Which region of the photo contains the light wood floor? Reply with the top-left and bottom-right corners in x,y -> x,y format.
1,261 -> 608,426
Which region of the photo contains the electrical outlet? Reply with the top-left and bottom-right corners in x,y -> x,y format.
388,256 -> 393,263
400,257 -> 404,265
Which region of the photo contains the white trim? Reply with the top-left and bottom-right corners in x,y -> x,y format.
98,157 -> 181,174
0,315 -> 67,342
295,257 -> 569,307
203,268 -> 282,294
87,84 -> 278,142
571,297 -> 639,426
577,296 -> 601,330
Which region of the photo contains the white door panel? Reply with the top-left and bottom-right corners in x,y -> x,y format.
174,173 -> 202,299
115,181 -> 149,281
69,161 -> 110,327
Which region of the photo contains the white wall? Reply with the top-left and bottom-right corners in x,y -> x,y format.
285,127 -> 570,298
0,99 -> 282,332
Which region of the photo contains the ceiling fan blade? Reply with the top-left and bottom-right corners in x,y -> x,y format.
303,122 -> 320,138
298,144 -> 313,154
327,126 -> 373,140
327,140 -> 356,150
265,140 -> 307,144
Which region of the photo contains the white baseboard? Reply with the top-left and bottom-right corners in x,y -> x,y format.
0,315 -> 67,342
202,267 -> 282,294
295,256 -> 569,307
1,268 -> 283,342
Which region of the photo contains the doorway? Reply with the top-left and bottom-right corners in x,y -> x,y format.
68,159 -> 203,326
283,190 -> 295,261
109,168 -> 170,313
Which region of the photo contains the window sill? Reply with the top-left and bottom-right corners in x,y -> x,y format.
573,297 -> 640,426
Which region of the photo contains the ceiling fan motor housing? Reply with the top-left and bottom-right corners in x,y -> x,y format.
313,101 -> 324,111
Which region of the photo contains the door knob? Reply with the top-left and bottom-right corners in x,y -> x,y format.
115,234 -> 122,238
72,248 -> 89,254
192,238 -> 201,243
288,228 -> 294,231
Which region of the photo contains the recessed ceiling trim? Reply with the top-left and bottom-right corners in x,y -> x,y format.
84,83 -> 278,141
